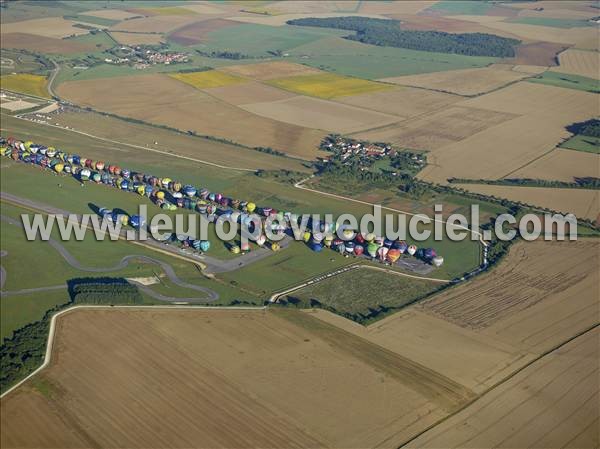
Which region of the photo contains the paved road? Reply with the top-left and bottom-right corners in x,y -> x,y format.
0,191 -> 289,274
0,215 -> 219,303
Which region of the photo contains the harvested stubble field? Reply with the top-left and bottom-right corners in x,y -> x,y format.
267,72 -> 393,99
380,65 -> 537,96
552,48 -> 600,80
169,69 -> 246,89
509,148 -> 600,181
109,15 -> 197,33
56,73 -> 327,159
408,327 -> 599,449
204,80 -> 295,105
455,183 -> 600,221
168,18 -> 239,45
337,86 -> 461,118
354,105 -> 516,151
0,308 -> 474,449
109,31 -> 164,46
418,82 -> 598,183
83,9 -> 142,21
0,32 -> 92,54
220,61 -> 322,80
241,95 -> 400,133
0,17 -> 98,39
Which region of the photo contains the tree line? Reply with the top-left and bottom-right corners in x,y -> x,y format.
287,16 -> 520,57
448,176 -> 600,190
567,118 -> 600,138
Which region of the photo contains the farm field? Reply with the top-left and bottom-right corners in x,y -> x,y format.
240,95 -> 400,133
528,70 -> 599,93
380,65 -> 538,96
83,9 -> 142,21
509,147 -> 600,180
0,17 -> 101,39
55,73 -> 328,159
219,61 -> 323,80
108,31 -> 164,46
551,48 -> 599,79
0,308 -> 473,448
203,80 -> 296,105
169,69 -> 246,89
282,267 -> 441,318
455,183 -> 600,221
285,36 -> 499,79
108,14 -> 197,33
559,134 -> 600,154
354,105 -> 516,151
0,74 -> 49,99
408,327 -> 599,449
418,82 -> 598,183
167,18 -> 239,46
267,72 -> 393,99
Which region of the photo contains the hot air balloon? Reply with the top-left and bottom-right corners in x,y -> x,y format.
365,233 -> 375,243
92,172 -> 101,183
354,244 -> 364,256
46,147 -> 56,158
424,248 -> 436,260
342,229 -> 354,240
256,235 -> 266,246
161,177 -> 171,188
302,231 -> 311,243
120,215 -> 129,225
377,246 -> 389,262
137,185 -> 145,195
199,188 -> 209,199
84,158 -> 92,168
310,242 -> 323,252
114,166 -> 121,176
121,169 -> 131,179
0,147 -> 7,156
130,215 -> 145,229
95,161 -> 105,171
384,238 -> 393,248
355,234 -> 365,244
270,242 -> 280,252
407,245 -> 417,256
156,191 -> 165,200
398,241 -> 408,254
230,245 -> 240,254
241,241 -> 250,252
336,242 -> 345,254
313,232 -> 324,243
200,240 -> 210,252
172,181 -> 182,192
345,241 -> 355,254
324,235 -> 334,247
387,249 -> 401,263
64,165 -> 72,174
367,242 -> 378,258
262,207 -> 272,217
183,185 -> 197,197
120,180 -> 129,190
432,256 -> 444,267
80,168 -> 91,181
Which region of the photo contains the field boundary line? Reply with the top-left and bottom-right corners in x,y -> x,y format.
396,321 -> 600,448
6,115 -> 257,172
0,304 -> 268,400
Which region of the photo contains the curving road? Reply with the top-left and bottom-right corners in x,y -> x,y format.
0,215 -> 219,303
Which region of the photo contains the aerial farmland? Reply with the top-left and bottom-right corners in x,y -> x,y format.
1,1 -> 598,448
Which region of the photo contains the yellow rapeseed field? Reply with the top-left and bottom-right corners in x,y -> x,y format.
267,73 -> 393,99
169,70 -> 247,89
0,73 -> 50,98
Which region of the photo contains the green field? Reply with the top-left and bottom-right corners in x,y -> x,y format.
507,17 -> 595,29
1,115 -> 483,278
63,14 -> 120,27
197,23 -> 347,57
528,71 -> 599,93
282,267 -> 441,321
286,36 -> 498,79
559,134 -> 600,154
425,1 -> 494,15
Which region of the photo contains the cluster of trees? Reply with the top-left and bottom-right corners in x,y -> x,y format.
287,16 -> 519,57
567,118 -> 600,138
68,277 -> 143,305
255,169 -> 307,184
448,177 -> 600,190
195,50 -> 253,60
254,146 -> 286,157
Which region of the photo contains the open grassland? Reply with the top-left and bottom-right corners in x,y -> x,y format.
552,48 -> 600,80
337,86 -> 461,118
0,74 -> 49,99
418,83 -> 598,183
0,308 -> 473,448
241,95 -> 400,133
354,105 -> 516,151
169,70 -> 247,89
0,115 -> 482,277
0,17 -> 98,39
55,73 -> 327,159
282,267 -> 440,317
408,328 -> 599,449
267,72 -> 393,99
380,65 -> 537,96
528,71 -> 599,93
510,147 -> 600,180
456,183 -> 600,221
43,111 -> 310,172
559,134 -> 600,154
286,36 -> 499,79
220,61 -> 322,80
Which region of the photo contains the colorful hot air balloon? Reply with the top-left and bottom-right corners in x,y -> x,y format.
200,240 -> 210,252
270,242 -> 280,252
256,235 -> 266,246
130,215 -> 145,229
398,241 -> 408,254
310,242 -> 323,252
407,245 -> 417,256
183,185 -> 197,197
54,163 -> 64,174
424,248 -> 437,260
302,231 -> 311,243
92,172 -> 101,183
354,244 -> 364,256
345,241 -> 355,254
230,245 -> 240,254
432,256 -> 444,267
95,161 -> 105,171
355,234 -> 365,244
342,229 -> 354,240
156,191 -> 165,200
172,182 -> 182,192
367,242 -> 378,258
387,249 -> 401,263
80,168 -> 91,181
241,241 -> 250,252
377,246 -> 389,262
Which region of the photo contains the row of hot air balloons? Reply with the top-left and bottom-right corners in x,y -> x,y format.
1,136 -> 443,266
